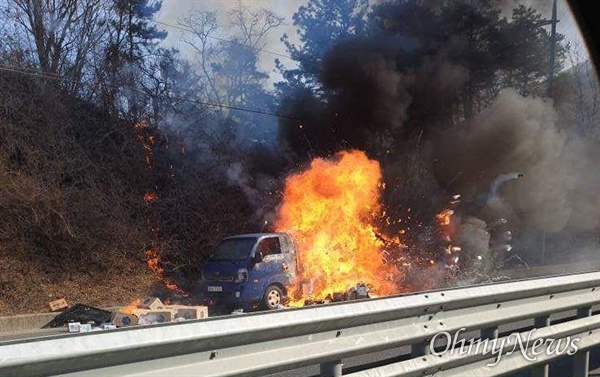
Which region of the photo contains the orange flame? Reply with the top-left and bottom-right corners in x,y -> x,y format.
436,204 -> 460,269
275,150 -> 400,304
144,192 -> 158,203
134,121 -> 186,297
145,247 -> 163,275
436,209 -> 454,226
145,245 -> 187,296
120,299 -> 141,315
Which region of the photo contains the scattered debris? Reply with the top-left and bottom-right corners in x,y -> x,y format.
348,283 -> 370,300
112,311 -> 139,327
43,304 -> 112,328
46,297 -> 209,331
301,283 -> 373,306
136,309 -> 173,325
169,305 -> 208,320
48,298 -> 69,312
111,297 -> 208,327
139,297 -> 165,310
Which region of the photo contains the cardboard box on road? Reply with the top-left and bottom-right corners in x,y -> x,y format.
133,308 -> 173,325
112,311 -> 139,327
112,308 -> 174,327
49,298 -> 69,312
112,302 -> 206,327
168,305 -> 208,320
139,297 -> 165,310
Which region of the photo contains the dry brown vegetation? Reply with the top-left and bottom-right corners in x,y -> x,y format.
0,72 -> 262,315
0,73 -> 158,314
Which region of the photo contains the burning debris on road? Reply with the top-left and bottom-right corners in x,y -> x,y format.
43,298 -> 208,333
112,297 -> 207,327
301,283 -> 371,306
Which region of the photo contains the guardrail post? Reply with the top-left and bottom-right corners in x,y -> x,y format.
411,340 -> 431,358
532,315 -> 551,377
481,326 -> 498,340
573,307 -> 592,377
320,359 -> 343,377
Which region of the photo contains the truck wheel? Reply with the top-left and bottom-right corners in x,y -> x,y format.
262,285 -> 283,310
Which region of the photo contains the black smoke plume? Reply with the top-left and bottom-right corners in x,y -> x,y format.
277,0 -> 599,280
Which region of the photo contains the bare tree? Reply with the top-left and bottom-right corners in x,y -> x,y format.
566,44 -> 600,140
179,3 -> 283,108
179,10 -> 223,105
228,0 -> 284,50
4,0 -> 107,94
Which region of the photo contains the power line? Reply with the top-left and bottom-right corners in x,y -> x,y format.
0,63 -> 63,80
155,20 -> 293,60
0,64 -> 301,120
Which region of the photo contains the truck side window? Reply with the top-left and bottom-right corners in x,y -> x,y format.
257,237 -> 281,256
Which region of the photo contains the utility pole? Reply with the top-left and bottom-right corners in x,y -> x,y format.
546,0 -> 558,97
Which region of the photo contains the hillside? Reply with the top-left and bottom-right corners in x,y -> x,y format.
0,73 -> 159,315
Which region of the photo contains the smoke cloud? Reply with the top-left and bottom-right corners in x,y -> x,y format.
226,162 -> 278,223
277,1 -> 599,277
432,89 -> 599,233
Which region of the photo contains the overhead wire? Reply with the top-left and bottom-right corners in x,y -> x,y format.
0,64 -> 301,120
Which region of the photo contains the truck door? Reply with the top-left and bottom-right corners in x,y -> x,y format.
254,236 -> 294,287
278,235 -> 297,280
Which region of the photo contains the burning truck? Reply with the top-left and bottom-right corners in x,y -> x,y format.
200,150 -> 447,312
199,232 -> 372,312
201,233 -> 298,311
199,150 -> 522,312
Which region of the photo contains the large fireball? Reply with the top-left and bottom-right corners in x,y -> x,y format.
275,150 -> 400,303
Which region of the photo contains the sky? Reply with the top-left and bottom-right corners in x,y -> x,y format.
499,0 -> 590,57
155,0 -> 593,89
156,0 -> 305,83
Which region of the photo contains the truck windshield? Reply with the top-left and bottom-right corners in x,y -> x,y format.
208,238 -> 256,261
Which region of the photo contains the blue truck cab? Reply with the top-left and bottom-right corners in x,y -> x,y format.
200,233 -> 299,312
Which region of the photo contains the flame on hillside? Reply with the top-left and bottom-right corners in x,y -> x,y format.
135,121 -> 186,296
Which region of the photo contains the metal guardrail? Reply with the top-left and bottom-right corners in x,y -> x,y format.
0,272 -> 598,377
499,260 -> 600,280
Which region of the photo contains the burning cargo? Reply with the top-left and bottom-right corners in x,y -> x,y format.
112,298 -> 208,327
200,151 -> 463,311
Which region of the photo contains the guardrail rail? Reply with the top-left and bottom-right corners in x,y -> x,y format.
1,272 -> 599,377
